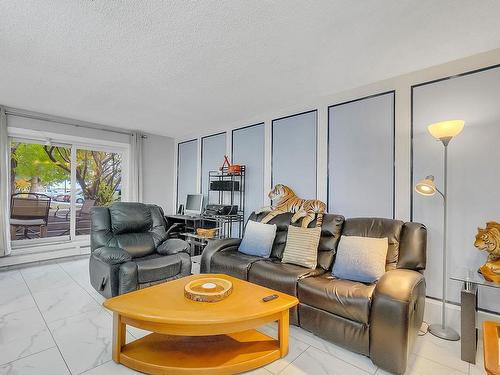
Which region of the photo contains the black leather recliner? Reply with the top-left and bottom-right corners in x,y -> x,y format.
89,202 -> 191,298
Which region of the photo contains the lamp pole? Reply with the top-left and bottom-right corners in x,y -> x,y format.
429,140 -> 460,341
442,143 -> 449,331
416,120 -> 464,341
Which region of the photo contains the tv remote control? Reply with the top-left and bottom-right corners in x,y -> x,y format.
262,294 -> 279,302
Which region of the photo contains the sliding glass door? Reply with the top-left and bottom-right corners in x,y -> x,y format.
75,147 -> 123,236
9,139 -> 127,247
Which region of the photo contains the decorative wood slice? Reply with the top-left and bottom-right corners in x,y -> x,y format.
184,277 -> 233,302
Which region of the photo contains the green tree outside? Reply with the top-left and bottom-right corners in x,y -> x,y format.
10,142 -> 121,206
10,143 -> 68,193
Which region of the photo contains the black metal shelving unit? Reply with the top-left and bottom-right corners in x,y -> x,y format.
203,165 -> 246,238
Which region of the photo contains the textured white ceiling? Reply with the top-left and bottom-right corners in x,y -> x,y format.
1,1 -> 500,138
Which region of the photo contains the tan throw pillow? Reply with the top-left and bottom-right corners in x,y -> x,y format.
281,225 -> 321,269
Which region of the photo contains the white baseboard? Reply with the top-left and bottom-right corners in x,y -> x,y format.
0,243 -> 90,268
424,297 -> 500,338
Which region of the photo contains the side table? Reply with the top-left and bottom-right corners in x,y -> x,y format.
451,271 -> 500,364
180,232 -> 214,256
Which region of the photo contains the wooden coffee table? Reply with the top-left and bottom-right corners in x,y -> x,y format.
103,274 -> 299,374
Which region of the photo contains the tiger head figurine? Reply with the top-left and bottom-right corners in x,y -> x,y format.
268,184 -> 291,202
474,222 -> 500,261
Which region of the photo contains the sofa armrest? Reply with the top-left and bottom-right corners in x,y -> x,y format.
93,246 -> 132,265
89,247 -> 132,298
118,261 -> 138,295
200,238 -> 242,273
370,269 -> 426,375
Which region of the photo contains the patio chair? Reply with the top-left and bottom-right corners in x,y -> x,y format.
10,193 -> 51,240
55,199 -> 96,236
74,199 -> 95,234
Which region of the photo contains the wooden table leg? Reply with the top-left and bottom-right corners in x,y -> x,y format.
278,310 -> 289,357
112,313 -> 126,363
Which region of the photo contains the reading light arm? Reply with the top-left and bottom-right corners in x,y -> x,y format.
435,187 -> 445,199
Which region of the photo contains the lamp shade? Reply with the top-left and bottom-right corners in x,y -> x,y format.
415,175 -> 437,196
427,120 -> 464,142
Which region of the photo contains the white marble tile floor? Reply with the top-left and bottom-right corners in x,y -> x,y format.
0,257 -> 485,374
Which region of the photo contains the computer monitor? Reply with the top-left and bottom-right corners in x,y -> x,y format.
185,194 -> 203,216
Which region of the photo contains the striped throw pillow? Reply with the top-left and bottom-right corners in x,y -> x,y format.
281,225 -> 321,269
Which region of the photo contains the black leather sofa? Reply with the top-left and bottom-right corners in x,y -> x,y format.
89,202 -> 191,298
201,212 -> 427,375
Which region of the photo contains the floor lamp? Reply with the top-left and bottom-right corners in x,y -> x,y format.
415,119 -> 464,341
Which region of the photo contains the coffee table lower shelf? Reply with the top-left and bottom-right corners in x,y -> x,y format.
118,329 -> 281,375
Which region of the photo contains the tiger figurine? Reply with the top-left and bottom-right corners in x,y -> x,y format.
474,221 -> 500,262
255,184 -> 326,228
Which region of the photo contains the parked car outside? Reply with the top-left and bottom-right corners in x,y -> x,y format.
75,193 -> 85,204
54,191 -> 85,203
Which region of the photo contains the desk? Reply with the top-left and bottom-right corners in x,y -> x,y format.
165,215 -> 212,256
166,214 -> 202,221
451,271 -> 500,364
165,215 -> 203,233
181,232 -> 216,256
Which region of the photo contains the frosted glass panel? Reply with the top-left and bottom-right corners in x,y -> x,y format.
413,66 -> 500,313
201,133 -> 226,203
272,111 -> 316,199
232,124 -> 265,221
328,93 -> 394,218
177,139 -> 198,209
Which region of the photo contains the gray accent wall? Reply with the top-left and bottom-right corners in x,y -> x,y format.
272,111 -> 317,199
412,66 -> 500,313
176,139 -> 198,209
143,134 -> 175,214
328,92 -> 394,218
201,133 -> 226,204
232,124 -> 265,221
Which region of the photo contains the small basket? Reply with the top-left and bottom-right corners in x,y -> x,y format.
219,155 -> 242,175
196,227 -> 219,238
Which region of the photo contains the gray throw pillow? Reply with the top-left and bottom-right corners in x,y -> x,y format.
332,235 -> 389,283
238,220 -> 277,258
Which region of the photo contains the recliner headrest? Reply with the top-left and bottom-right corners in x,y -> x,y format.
109,202 -> 152,234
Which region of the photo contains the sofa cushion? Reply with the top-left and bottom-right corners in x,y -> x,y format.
109,202 -> 152,235
317,214 -> 345,270
342,218 -> 404,270
211,249 -> 263,280
248,212 -> 345,270
282,226 -> 321,269
238,220 -> 277,258
298,274 -> 375,324
136,254 -> 182,284
398,222 -> 427,270
248,259 -> 325,297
